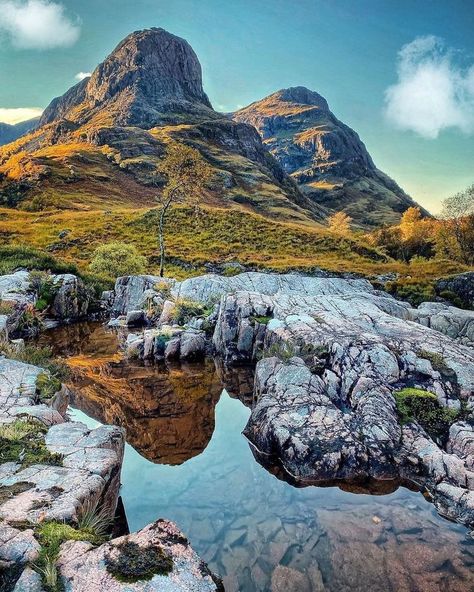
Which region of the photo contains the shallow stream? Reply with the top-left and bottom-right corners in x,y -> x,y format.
38,322 -> 474,592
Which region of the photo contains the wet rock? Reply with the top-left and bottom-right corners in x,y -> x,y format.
271,565 -> 311,592
180,330 -> 206,361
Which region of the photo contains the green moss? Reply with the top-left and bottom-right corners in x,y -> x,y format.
0,419 -> 62,467
416,350 -> 452,375
393,387 -> 460,441
250,315 -> 272,326
105,540 -> 173,583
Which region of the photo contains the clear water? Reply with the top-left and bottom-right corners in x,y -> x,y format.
41,323 -> 474,592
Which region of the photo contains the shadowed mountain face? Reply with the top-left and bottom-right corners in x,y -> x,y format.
233,87 -> 429,227
0,29 -> 324,224
0,117 -> 39,147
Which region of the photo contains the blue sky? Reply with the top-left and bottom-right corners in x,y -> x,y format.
0,0 -> 473,213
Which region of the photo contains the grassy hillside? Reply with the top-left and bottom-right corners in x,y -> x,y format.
0,202 -> 467,288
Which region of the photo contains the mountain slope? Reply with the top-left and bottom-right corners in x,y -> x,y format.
0,29 -> 324,224
233,87 -> 428,227
0,117 -> 39,147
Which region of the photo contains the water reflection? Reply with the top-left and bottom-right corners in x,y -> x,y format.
42,323 -> 474,591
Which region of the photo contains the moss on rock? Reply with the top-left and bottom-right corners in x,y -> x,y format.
394,387 -> 460,441
105,540 -> 173,582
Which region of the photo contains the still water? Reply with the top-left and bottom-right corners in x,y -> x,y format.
40,323 -> 474,592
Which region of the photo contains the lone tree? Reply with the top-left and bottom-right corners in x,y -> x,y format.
328,211 -> 352,235
440,184 -> 474,264
156,142 -> 213,277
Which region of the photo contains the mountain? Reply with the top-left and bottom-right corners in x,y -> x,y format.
233,87 -> 428,227
0,117 -> 39,147
0,29 -> 324,224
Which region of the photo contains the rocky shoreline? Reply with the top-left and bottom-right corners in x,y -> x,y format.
109,271 -> 474,528
1,268 -> 473,590
0,272 -> 222,591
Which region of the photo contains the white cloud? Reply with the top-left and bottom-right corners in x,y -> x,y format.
75,71 -> 91,81
0,0 -> 80,50
0,107 -> 43,124
384,35 -> 474,139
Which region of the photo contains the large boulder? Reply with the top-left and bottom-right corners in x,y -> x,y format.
57,519 -> 222,591
50,274 -> 90,321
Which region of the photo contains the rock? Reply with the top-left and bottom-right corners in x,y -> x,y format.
57,519 -> 222,591
448,421 -> 474,470
159,299 -> 176,324
410,301 -> 474,345
436,272 -> 474,309
125,309 -> 146,327
12,566 -> 43,591
180,330 -> 206,361
50,274 -> 90,321
111,275 -> 168,316
40,28 -> 215,129
271,565 -> 311,592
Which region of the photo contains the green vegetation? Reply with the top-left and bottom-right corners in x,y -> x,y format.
172,299 -> 213,325
416,350 -> 451,375
29,271 -> 59,311
0,343 -> 68,382
76,498 -> 112,538
105,540 -> 173,583
393,388 -> 461,441
250,315 -> 272,326
262,341 -> 298,363
0,419 -> 62,466
89,242 -> 147,280
0,245 -> 78,276
34,521 -> 107,592
35,372 -> 62,402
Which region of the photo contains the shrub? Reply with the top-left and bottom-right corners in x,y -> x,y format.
0,301 -> 15,316
172,299 -> 212,325
89,242 -> 147,280
393,387 -> 460,441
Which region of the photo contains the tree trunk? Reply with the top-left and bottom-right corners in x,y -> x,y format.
158,201 -> 169,277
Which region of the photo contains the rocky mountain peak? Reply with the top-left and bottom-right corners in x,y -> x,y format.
40,27 -> 214,128
270,86 -> 329,110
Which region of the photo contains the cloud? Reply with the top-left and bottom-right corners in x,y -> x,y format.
75,71 -> 91,81
0,107 -> 43,124
384,35 -> 474,139
0,0 -> 80,49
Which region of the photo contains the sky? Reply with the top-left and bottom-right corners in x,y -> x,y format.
0,0 -> 473,213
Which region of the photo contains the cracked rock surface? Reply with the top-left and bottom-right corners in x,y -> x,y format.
110,272 -> 474,528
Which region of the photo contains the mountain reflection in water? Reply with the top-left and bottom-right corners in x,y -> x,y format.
41,322 -> 474,592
